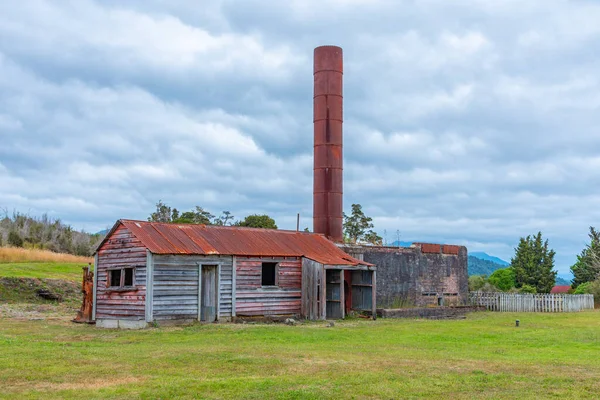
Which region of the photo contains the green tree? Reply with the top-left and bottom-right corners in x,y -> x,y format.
487,268 -> 516,292
173,207 -> 215,225
363,230 -> 383,245
343,204 -> 376,244
510,232 -> 557,293
570,226 -> 600,288
214,211 -> 235,226
236,214 -> 277,229
468,275 -> 487,292
148,200 -> 173,223
519,284 -> 537,294
7,231 -> 23,247
148,201 -> 215,225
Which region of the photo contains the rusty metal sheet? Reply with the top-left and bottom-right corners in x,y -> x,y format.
111,220 -> 368,266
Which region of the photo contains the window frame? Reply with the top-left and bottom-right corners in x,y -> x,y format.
106,266 -> 136,290
260,262 -> 279,287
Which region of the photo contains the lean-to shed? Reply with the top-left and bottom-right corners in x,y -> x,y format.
93,220 -> 375,328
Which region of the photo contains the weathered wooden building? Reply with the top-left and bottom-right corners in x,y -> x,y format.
93,220 -> 375,328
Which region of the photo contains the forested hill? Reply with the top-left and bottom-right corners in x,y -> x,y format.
468,255 -> 506,276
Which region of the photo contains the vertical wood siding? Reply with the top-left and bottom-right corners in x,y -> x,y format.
152,255 -> 233,320
301,258 -> 323,320
96,224 -> 147,321
235,257 -> 302,316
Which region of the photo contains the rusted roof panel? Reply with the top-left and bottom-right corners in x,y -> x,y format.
550,285 -> 571,294
112,219 -> 369,266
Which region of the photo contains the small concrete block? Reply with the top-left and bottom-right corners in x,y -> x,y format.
96,319 -> 119,329
118,320 -> 148,330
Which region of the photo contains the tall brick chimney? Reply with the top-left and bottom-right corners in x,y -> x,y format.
313,45 -> 343,243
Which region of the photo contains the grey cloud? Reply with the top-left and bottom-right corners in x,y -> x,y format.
2,0 -> 600,274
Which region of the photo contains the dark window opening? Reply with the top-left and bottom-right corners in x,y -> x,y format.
110,269 -> 121,287
108,267 -> 134,288
124,268 -> 134,286
261,262 -> 277,286
446,263 -> 451,277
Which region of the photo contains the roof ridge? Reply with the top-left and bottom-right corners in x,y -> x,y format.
120,219 -> 326,236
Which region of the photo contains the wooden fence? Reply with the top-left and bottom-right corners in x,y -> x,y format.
469,293 -> 595,312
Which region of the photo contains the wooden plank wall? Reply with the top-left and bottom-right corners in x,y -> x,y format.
236,257 -> 302,316
153,262 -> 199,320
96,224 -> 147,321
301,258 -> 321,320
152,255 -> 233,320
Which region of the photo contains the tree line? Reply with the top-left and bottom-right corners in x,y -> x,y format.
0,210 -> 103,257
470,227 -> 600,299
148,201 -> 386,245
148,201 -> 277,229
470,232 -> 557,294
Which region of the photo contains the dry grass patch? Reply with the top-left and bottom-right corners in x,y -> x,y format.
0,247 -> 92,264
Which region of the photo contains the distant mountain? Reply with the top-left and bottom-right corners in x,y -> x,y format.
555,276 -> 571,286
468,255 -> 506,276
469,252 -> 509,266
95,229 -> 109,236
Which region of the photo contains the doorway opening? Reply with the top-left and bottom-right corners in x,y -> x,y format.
200,265 -> 218,322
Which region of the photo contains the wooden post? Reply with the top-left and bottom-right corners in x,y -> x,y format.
145,250 -> 154,323
339,270 -> 345,319
198,264 -> 202,321
232,256 -> 237,318
92,253 -> 98,321
371,270 -> 377,320
216,264 -> 221,321
320,265 -> 326,320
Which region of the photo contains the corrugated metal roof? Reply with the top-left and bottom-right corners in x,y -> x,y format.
100,219 -> 370,266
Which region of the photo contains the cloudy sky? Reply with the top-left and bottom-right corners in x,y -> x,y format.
2,1 -> 600,274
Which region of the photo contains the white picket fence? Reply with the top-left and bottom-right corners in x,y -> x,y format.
469,293 -> 595,312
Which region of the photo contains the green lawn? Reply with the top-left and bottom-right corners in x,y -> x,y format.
0,262 -> 85,281
1,311 -> 599,399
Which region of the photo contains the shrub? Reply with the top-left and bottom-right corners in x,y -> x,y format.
573,282 -> 591,295
488,268 -> 516,291
7,231 -> 24,247
519,284 -> 537,294
572,279 -> 600,308
469,275 -> 487,292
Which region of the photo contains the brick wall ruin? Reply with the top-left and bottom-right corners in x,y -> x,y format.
342,244 -> 468,308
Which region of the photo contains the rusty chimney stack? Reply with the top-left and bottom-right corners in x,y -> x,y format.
313,45 -> 343,243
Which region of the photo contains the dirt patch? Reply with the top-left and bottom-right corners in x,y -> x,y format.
0,277 -> 81,321
9,376 -> 144,392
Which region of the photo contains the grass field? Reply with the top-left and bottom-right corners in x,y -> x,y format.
1,310 -> 599,399
0,262 -> 87,281
1,259 -> 598,399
